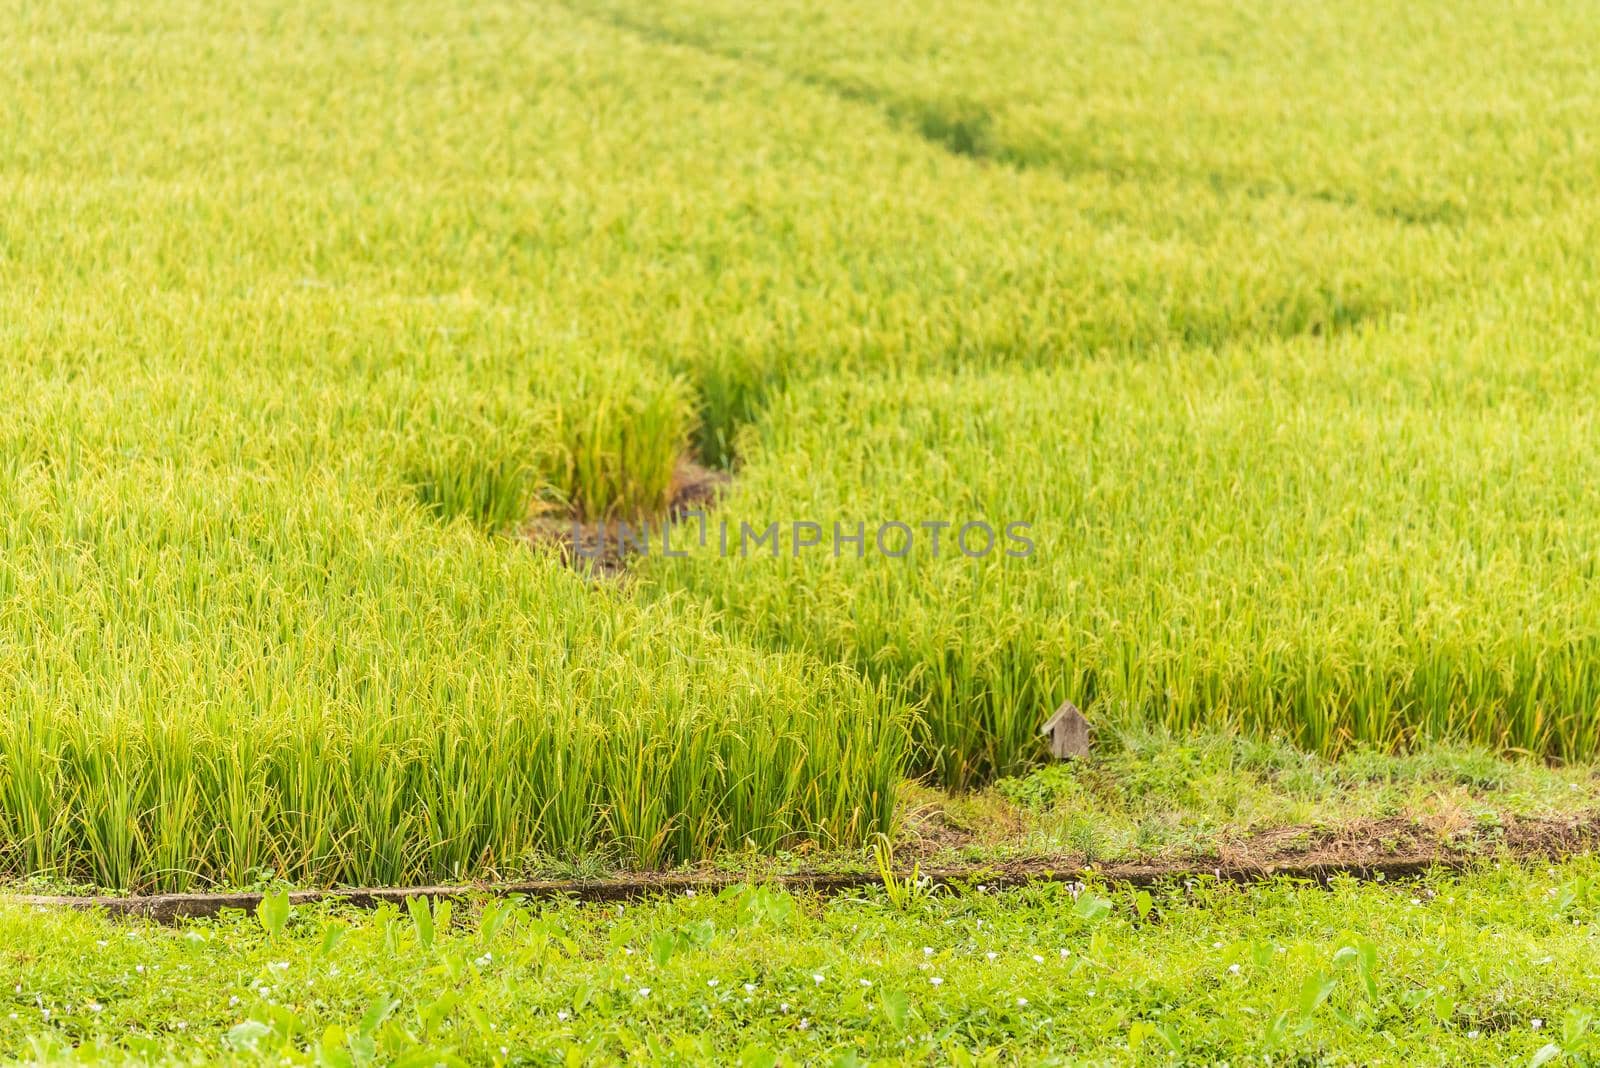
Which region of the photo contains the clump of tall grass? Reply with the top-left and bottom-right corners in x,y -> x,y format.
553,373 -> 696,520
396,365 -> 695,529
399,392 -> 559,531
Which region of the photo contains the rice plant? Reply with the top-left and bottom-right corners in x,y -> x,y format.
655,273 -> 1600,785
0,462 -> 906,891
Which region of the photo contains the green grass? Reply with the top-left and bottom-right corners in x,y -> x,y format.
0,465 -> 904,891
10,1 -> 1600,1059
5,0 -> 1472,461
947,730 -> 1600,866
11,861 -> 1600,1064
581,0 -> 1600,220
6,0 -> 1600,919
656,284 -> 1600,783
14,731 -> 1581,893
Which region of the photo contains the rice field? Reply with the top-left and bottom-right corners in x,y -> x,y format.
660,301 -> 1600,785
4,0 -> 1600,913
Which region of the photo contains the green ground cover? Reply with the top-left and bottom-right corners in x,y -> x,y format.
10,860 -> 1600,1065
917,732 -> 1600,868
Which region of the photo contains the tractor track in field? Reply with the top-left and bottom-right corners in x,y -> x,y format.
11,811 -> 1600,923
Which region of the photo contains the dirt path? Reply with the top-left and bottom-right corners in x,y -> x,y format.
9,811 -> 1599,923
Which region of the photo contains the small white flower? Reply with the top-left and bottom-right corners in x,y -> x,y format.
557,1010 -> 570,1021
812,973 -> 825,984
1032,955 -> 1044,963
1059,949 -> 1069,958
176,1022 -> 186,1030
923,947 -> 933,957
1228,963 -> 1241,974
1533,1018 -> 1544,1030
1468,1030 -> 1481,1039
930,977 -> 943,986
135,965 -> 145,974
685,889 -> 696,898
637,987 -> 651,998
1017,997 -> 1028,1006
798,1018 -> 809,1030
1212,942 -> 1224,949
859,979 -> 872,987
707,979 -> 718,987
96,941 -> 108,948
475,954 -> 492,967
780,1002 -> 790,1012
229,996 -> 239,1007
500,1047 -> 509,1056
986,951 -> 998,961
744,983 -> 756,994
88,1003 -> 102,1013
270,961 -> 288,971
1409,898 -> 1421,905
623,947 -> 634,955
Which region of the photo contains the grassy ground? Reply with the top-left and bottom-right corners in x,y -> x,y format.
908,732 -> 1600,869
10,859 -> 1600,1065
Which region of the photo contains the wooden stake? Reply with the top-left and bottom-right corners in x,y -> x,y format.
1040,699 -> 1090,759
